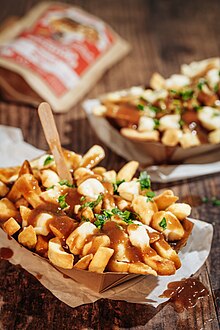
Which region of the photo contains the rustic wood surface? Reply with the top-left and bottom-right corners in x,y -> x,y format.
0,0 -> 220,329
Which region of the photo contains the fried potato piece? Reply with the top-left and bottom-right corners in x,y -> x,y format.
179,131 -> 201,149
152,238 -> 181,269
0,198 -> 18,222
150,72 -> 165,90
80,145 -> 105,169
166,203 -> 191,220
161,129 -> 182,147
127,224 -> 175,275
0,180 -> 9,197
48,237 -> 73,269
18,225 -> 37,249
102,193 -> 115,210
92,167 -> 106,175
128,262 -> 157,276
102,170 -> 117,183
56,215 -> 79,237
132,195 -> 158,225
151,211 -> 185,241
3,217 -> 21,236
66,222 -> 98,255
153,190 -> 178,210
107,259 -> 129,272
7,174 -> 42,207
20,205 -> 31,227
88,246 -> 114,273
114,196 -> 130,211
18,160 -> 33,176
35,235 -> 49,258
117,161 -> 139,182
74,254 -> 93,270
142,250 -> 176,275
63,150 -> 82,170
82,234 -> 110,256
121,128 -> 159,142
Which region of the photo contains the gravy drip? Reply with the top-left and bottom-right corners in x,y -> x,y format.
160,278 -> 209,313
0,247 -> 13,259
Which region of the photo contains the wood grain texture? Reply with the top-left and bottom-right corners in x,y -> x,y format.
0,0 -> 219,329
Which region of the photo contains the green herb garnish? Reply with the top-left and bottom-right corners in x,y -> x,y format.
80,196 -> 86,202
137,104 -> 145,111
214,83 -> 219,93
94,214 -> 107,229
43,155 -> 54,166
180,89 -> 194,101
81,194 -> 103,209
179,119 -> 185,129
113,179 -> 125,194
111,208 -> 135,224
149,105 -> 161,113
202,196 -> 220,206
194,105 -> 202,112
197,79 -> 207,91
212,198 -> 220,206
138,171 -> 151,190
46,185 -> 55,190
146,191 -> 156,202
153,118 -> 160,129
58,193 -> 68,209
58,180 -> 74,188
159,217 -> 167,230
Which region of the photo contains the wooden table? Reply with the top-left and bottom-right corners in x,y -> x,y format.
0,0 -> 219,329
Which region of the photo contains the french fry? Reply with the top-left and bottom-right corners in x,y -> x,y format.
74,254 -> 93,270
0,198 -> 18,222
153,190 -> 178,210
3,217 -> 20,236
117,161 -> 139,182
88,247 -> 114,273
48,237 -> 73,269
18,225 -> 37,249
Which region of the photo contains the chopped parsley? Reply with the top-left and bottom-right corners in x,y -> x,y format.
197,79 -> 207,91
202,196 -> 220,206
43,155 -> 54,166
214,83 -> 219,93
137,104 -> 145,111
138,171 -> 151,190
194,105 -> 202,112
111,208 -> 135,224
46,185 -> 55,190
94,214 -> 107,229
80,196 -> 86,202
113,179 -> 125,194
58,180 -> 74,188
80,194 -> 103,209
170,89 -> 194,101
153,118 -> 160,129
58,193 -> 68,209
159,217 -> 167,230
149,105 -> 161,113
146,191 -> 156,202
179,119 -> 185,129
180,89 -> 194,101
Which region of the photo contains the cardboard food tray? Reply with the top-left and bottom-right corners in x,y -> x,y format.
83,99 -> 220,166
0,218 -> 193,293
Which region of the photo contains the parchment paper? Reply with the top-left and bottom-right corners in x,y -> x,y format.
83,99 -> 220,183
0,125 -> 213,308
